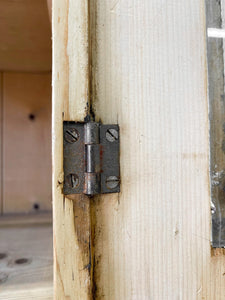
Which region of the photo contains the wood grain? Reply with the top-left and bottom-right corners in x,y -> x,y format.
89,0 -> 225,298
52,0 -> 92,299
0,287 -> 52,300
52,0 -> 225,298
3,72 -> 52,214
0,225 -> 53,300
0,0 -> 51,72
0,212 -> 52,228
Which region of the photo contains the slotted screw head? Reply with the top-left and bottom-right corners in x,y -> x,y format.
106,176 -> 120,189
64,128 -> 79,143
66,174 -> 79,188
106,129 -> 118,142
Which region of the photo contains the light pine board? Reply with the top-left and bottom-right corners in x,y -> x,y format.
0,225 -> 53,300
52,0 -> 92,299
53,0 -> 225,299
0,0 -> 51,72
0,212 -> 52,227
90,0 -> 225,299
3,72 -> 52,213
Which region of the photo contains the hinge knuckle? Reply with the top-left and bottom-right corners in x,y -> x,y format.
86,144 -> 100,173
84,173 -> 100,195
84,122 -> 99,144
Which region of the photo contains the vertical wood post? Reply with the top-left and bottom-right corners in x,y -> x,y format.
90,0 -> 225,299
52,0 -> 92,299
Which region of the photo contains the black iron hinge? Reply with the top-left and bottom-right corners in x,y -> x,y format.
63,121 -> 120,196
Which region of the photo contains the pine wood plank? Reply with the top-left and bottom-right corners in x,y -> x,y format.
0,0 -> 51,72
0,212 -> 52,227
0,225 -> 53,300
3,72 -> 52,213
52,0 -> 92,299
0,287 -> 52,300
89,0 -> 225,298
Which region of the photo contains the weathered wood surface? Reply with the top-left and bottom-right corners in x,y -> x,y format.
0,212 -> 52,227
3,72 -> 52,214
90,0 -> 225,299
0,225 -> 53,300
0,0 -> 51,72
52,0 -> 92,299
53,0 -> 225,299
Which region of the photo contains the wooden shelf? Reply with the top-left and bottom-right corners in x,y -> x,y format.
0,212 -> 52,227
0,223 -> 53,299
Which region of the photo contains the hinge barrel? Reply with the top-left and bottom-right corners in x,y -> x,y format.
86,145 -> 101,173
84,173 -> 100,195
84,122 -> 99,144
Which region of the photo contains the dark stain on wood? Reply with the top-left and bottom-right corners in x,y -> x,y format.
72,195 -> 91,264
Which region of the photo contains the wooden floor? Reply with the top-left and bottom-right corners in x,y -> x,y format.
0,221 -> 53,299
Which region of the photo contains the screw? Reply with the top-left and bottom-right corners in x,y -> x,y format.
66,174 -> 79,188
106,129 -> 118,142
64,129 -> 79,143
106,176 -> 120,189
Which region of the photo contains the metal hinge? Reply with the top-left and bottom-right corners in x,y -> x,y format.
63,121 -> 120,196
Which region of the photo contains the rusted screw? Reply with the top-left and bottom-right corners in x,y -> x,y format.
106,129 -> 118,142
106,176 -> 119,189
66,174 -> 79,188
64,129 -> 79,143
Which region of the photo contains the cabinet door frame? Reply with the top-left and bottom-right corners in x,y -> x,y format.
52,0 -> 224,299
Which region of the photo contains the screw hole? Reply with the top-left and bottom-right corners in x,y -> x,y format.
0,253 -> 7,260
33,203 -> 40,210
15,258 -> 30,265
28,114 -> 35,121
